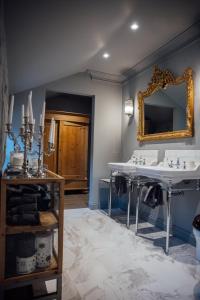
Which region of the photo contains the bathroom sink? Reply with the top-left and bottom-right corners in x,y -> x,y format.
108,150 -> 159,175
108,162 -> 137,174
137,150 -> 200,184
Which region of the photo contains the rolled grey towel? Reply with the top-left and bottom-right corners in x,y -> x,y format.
23,193 -> 41,202
7,212 -> 40,225
16,233 -> 36,258
141,183 -> 163,209
9,203 -> 38,215
114,175 -> 127,196
140,185 -> 151,203
8,196 -> 36,209
193,215 -> 200,230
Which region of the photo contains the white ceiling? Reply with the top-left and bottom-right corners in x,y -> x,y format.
5,0 -> 200,93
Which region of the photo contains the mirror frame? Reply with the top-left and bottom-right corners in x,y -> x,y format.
137,66 -> 194,142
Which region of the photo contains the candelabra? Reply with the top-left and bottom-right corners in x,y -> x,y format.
36,126 -> 55,178
20,116 -> 34,178
5,123 -> 21,152
6,119 -> 55,178
5,92 -> 55,178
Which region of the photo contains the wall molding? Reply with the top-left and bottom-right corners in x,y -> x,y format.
86,69 -> 125,84
87,21 -> 200,86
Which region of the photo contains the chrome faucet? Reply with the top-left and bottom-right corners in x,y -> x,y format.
143,158 -> 146,165
139,156 -> 143,165
168,160 -> 173,168
176,157 -> 180,169
133,157 -> 138,165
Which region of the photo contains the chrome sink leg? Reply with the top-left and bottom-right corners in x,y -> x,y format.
166,183 -> 172,255
127,178 -> 132,228
135,179 -> 140,235
108,171 -> 113,217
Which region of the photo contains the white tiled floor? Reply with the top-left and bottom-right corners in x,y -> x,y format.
57,208 -> 200,299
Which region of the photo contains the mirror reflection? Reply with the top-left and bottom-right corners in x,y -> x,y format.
144,83 -> 187,134
137,66 -> 193,141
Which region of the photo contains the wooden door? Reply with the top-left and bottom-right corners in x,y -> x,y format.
58,120 -> 88,190
43,119 -> 59,173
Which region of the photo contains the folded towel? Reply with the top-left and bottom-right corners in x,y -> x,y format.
9,203 -> 38,215
7,196 -> 37,209
16,233 -> 36,257
23,193 -> 41,202
7,212 -> 40,225
141,183 -> 163,209
193,215 -> 200,230
114,175 -> 127,196
38,195 -> 51,211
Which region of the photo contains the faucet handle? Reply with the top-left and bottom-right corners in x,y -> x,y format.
168,160 -> 173,168
183,161 -> 186,169
176,157 -> 180,169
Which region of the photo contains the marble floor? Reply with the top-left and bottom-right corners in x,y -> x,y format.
50,208 -> 200,300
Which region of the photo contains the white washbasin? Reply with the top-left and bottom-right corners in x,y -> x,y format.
136,163 -> 200,183
108,162 -> 137,174
108,150 -> 159,176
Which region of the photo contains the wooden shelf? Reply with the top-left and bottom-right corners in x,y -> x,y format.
6,212 -> 58,235
3,255 -> 58,285
1,170 -> 64,185
0,170 -> 64,299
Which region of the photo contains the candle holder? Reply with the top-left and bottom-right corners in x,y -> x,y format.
5,96 -> 55,178
5,123 -> 21,152
35,125 -> 45,178
35,126 -> 55,178
19,116 -> 34,178
5,119 -> 33,177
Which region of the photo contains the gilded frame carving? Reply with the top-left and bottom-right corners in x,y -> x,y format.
137,66 -> 194,142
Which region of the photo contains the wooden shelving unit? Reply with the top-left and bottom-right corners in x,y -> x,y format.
4,254 -> 58,284
0,171 -> 64,300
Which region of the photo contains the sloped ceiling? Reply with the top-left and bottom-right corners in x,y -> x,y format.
5,0 -> 200,93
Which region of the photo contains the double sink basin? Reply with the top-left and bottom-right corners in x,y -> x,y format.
108,150 -> 200,184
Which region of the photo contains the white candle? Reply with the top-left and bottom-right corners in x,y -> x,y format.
28,91 -> 33,124
33,118 -> 35,133
39,114 -> 43,126
8,95 -> 14,124
25,99 -> 29,120
5,107 -> 8,124
21,104 -> 24,125
41,101 -> 46,127
49,118 -> 54,143
52,119 -> 55,144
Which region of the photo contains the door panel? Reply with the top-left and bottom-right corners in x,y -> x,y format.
44,112 -> 89,191
58,120 -> 88,181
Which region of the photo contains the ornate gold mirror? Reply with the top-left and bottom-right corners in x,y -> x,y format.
137,66 -> 194,141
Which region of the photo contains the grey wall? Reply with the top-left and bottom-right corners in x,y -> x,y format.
122,38 -> 200,243
11,72 -> 122,209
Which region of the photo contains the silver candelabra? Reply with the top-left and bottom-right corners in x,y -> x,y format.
20,116 -> 34,177
36,125 -> 55,178
5,123 -> 21,152
5,118 -> 55,178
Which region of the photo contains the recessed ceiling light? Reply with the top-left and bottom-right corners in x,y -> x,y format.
130,22 -> 139,31
103,52 -> 110,59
